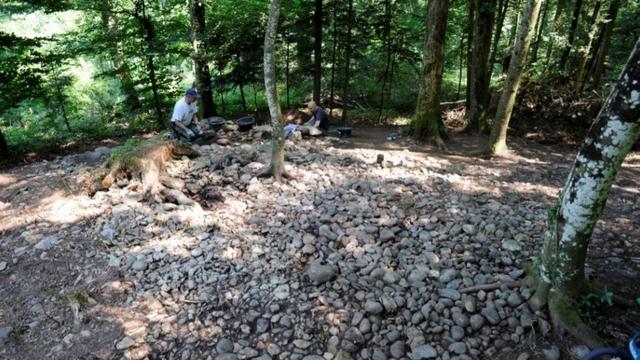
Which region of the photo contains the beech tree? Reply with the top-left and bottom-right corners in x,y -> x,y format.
487,0 -> 542,155
262,0 -> 286,181
530,38 -> 640,343
412,0 -> 450,149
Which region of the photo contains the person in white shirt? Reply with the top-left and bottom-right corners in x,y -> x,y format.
170,88 -> 203,141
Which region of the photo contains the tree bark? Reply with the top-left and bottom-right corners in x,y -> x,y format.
466,1 -> 475,107
286,30 -> 291,109
533,39 -> 640,340
263,0 -> 286,181
313,0 -> 323,104
412,0 -> 450,149
342,0 -> 354,123
191,0 -> 217,117
466,0 -> 497,134
135,0 -> 163,127
573,0 -> 602,92
329,0 -> 338,121
488,0 -> 543,155
543,0 -> 568,72
457,31 -> 465,100
590,0 -> 620,88
559,0 -> 583,69
378,0 -> 393,121
488,0 -> 510,80
529,0 -> 549,63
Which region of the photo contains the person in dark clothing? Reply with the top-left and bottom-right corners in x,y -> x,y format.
305,101 -> 329,132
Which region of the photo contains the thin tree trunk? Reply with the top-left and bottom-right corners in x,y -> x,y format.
466,1 -> 474,106
466,0 -> 497,133
559,0 -> 583,69
239,83 -> 247,113
56,82 -> 72,132
0,128 -> 8,160
191,0 -> 217,117
457,32 -> 465,100
263,0 -> 286,181
342,0 -> 353,123
488,0 -> 543,155
508,0 -> 523,47
313,0 -> 323,104
136,0 -> 163,127
329,0 -> 338,121
286,30 -> 291,109
533,39 -> 640,340
543,0 -> 567,72
488,0 -> 510,80
378,0 -> 393,121
529,0 -> 549,63
412,0 -> 450,149
573,0 -> 602,92
252,83 -> 259,111
590,0 -> 620,88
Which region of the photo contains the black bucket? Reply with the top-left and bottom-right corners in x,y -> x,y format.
237,116 -> 256,132
337,126 -> 352,137
208,117 -> 226,131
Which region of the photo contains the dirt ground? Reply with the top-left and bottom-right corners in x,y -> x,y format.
0,127 -> 638,359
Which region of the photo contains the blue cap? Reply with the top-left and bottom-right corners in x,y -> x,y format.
186,88 -> 200,98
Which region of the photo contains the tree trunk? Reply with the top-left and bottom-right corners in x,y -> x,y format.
286,30 -> 291,109
529,0 -> 549,63
488,0 -> 510,80
533,39 -> 640,342
0,127 -> 9,160
56,81 -> 72,132
543,0 -> 568,72
378,0 -> 393,121
191,0 -> 217,117
263,0 -> 286,181
559,0 -> 583,69
465,1 -> 474,107
342,0 -> 354,123
329,0 -> 338,121
590,0 -> 620,88
412,0 -> 450,149
466,0 -> 497,134
508,0 -> 522,47
239,83 -> 247,113
488,0 -> 543,155
136,0 -> 164,127
457,31 -> 465,100
252,83 -> 259,111
573,0 -> 602,92
313,0 -> 323,104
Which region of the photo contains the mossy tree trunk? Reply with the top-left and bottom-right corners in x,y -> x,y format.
466,0 -> 497,134
412,0 -> 450,149
532,38 -> 640,342
263,0 -> 286,182
487,0 -> 542,155
191,0 -> 217,118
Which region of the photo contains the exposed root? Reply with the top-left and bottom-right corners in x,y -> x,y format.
432,136 -> 448,151
459,279 -> 523,294
548,291 -> 603,349
257,164 -> 291,182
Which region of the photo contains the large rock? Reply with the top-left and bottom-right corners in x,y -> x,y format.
411,345 -> 437,359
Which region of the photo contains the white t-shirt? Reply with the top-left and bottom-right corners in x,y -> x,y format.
171,98 -> 198,126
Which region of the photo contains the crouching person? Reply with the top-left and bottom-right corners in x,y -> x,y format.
171,88 -> 203,141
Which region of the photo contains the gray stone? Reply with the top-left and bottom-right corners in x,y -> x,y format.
341,327 -> 364,353
0,262 -> 6,271
411,345 -> 437,359
439,269 -> 458,283
462,224 -> 475,235
507,292 -> 522,307
469,314 -> 485,331
573,345 -> 590,359
0,326 -> 11,340
390,340 -> 406,358
216,338 -> 234,353
34,235 -> 60,251
501,240 -> 521,252
381,294 -> 398,312
273,284 -> 290,300
463,296 -> 476,313
372,349 -> 388,360
256,318 -> 270,333
450,326 -> 465,341
380,229 -> 395,241
365,300 -> 384,314
115,336 -> 136,350
448,342 -> 467,355
516,353 -> 530,360
131,259 -> 147,271
520,312 -> 534,328
542,346 -> 560,360
215,354 -> 238,360
302,356 -> 325,360
383,270 -> 400,284
481,305 -> 500,325
452,312 -> 469,327
439,289 -> 461,301
306,262 -> 336,285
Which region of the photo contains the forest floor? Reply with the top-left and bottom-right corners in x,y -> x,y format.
0,124 -> 639,360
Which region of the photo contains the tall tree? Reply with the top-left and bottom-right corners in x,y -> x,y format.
134,0 -> 163,127
487,0 -> 543,155
191,0 -> 217,117
412,0 -> 450,149
531,38 -> 640,343
488,0 -> 510,80
573,0 -> 602,92
543,0 -> 568,72
102,11 -> 140,110
529,0 -> 549,63
262,0 -> 286,181
558,0 -> 583,69
0,129 -> 7,160
589,0 -> 621,88
313,0 -> 323,103
329,0 -> 338,121
377,0 -> 394,121
342,0 -> 354,123
466,0 -> 497,133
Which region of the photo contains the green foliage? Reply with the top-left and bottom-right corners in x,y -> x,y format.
104,138 -> 142,169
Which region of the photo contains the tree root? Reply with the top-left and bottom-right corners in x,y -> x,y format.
548,291 -> 603,349
459,279 -> 524,294
256,164 -> 291,182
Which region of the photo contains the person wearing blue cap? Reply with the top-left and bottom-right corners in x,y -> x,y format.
170,88 -> 203,141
